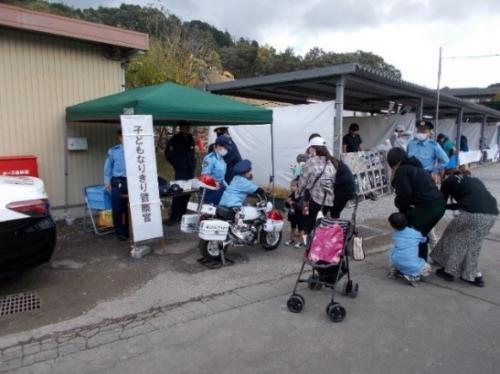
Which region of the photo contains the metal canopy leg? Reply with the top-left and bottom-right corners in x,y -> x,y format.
334,76 -> 345,158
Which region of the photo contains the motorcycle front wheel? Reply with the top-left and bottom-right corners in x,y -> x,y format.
260,231 -> 282,250
199,239 -> 226,260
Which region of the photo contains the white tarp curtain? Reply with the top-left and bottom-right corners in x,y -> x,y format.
212,101 -> 335,188
461,123 -> 481,151
211,103 -> 416,188
343,113 -> 416,151
434,118 -> 457,144
484,124 -> 499,149
435,119 -> 483,151
484,124 -> 499,160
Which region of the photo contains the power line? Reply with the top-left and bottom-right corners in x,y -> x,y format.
444,53 -> 500,60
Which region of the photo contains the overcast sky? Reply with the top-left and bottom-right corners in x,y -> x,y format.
59,0 -> 500,88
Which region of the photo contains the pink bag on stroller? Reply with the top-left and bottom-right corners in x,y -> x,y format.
308,223 -> 344,265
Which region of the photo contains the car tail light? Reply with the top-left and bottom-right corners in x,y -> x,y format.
267,210 -> 283,221
7,199 -> 49,217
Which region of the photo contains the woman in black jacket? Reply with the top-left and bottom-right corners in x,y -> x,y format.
330,159 -> 356,218
430,168 -> 498,287
387,148 -> 446,260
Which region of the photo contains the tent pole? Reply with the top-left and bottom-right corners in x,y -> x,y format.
435,46 -> 442,135
269,123 -> 275,201
480,115 -> 487,150
455,108 -> 463,163
334,76 -> 345,158
416,97 -> 424,120
64,121 -> 69,220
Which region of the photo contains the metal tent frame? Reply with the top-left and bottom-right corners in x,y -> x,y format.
206,63 -> 500,157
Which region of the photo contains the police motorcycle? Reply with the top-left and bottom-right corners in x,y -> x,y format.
181,175 -> 284,263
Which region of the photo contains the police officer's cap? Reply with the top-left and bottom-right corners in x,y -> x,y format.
214,127 -> 229,133
215,135 -> 231,147
416,120 -> 434,130
234,159 -> 252,174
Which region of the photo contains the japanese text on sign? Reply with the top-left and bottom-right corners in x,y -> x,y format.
121,115 -> 163,242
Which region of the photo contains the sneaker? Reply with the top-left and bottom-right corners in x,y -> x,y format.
403,274 -> 420,286
294,241 -> 305,249
460,276 -> 485,288
436,267 -> 454,282
284,239 -> 295,247
420,263 -> 432,277
387,266 -> 397,279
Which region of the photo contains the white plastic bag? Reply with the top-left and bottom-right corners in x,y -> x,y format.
352,236 -> 365,261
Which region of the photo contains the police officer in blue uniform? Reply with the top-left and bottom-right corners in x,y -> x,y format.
219,159 -> 265,208
165,121 -> 196,223
201,136 -> 230,205
407,120 -> 449,177
104,130 -> 128,240
208,127 -> 242,184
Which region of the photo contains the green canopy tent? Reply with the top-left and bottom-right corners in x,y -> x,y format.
66,82 -> 272,125
64,82 -> 275,212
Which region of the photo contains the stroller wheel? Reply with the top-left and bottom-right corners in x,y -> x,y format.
287,294 -> 305,313
308,275 -> 322,291
326,302 -> 346,322
342,280 -> 359,298
350,283 -> 359,298
342,280 -> 352,296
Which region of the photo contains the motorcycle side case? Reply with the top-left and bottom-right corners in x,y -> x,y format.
264,219 -> 284,232
199,220 -> 230,241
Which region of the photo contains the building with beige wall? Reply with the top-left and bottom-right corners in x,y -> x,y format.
0,4 -> 149,219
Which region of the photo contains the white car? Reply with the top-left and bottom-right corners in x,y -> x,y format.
0,176 -> 56,278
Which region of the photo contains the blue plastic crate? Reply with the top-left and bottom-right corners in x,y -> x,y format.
85,185 -> 112,210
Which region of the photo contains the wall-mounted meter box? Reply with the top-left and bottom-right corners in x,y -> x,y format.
67,137 -> 88,151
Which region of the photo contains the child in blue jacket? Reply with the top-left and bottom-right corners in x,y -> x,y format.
388,213 -> 432,283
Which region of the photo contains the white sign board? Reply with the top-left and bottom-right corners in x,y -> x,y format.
121,115 -> 163,242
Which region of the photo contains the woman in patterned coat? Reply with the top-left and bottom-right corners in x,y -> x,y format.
431,168 -> 498,287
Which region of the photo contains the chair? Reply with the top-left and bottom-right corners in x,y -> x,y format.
83,185 -> 114,235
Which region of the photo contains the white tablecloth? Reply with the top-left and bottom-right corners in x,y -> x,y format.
459,150 -> 482,165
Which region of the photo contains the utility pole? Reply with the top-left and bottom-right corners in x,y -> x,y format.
435,46 -> 442,135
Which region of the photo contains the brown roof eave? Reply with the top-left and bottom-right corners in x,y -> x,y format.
0,4 -> 149,51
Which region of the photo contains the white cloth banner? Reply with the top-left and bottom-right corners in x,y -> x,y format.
213,101 -> 335,188
121,115 -> 163,242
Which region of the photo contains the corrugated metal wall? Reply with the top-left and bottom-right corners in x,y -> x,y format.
0,28 -> 123,216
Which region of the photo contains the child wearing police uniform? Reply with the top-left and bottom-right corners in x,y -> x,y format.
387,212 -> 432,285
219,159 -> 265,208
201,136 -> 230,205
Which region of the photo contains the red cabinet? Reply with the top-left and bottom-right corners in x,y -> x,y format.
0,155 -> 38,177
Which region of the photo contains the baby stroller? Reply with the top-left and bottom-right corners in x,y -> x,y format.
287,198 -> 359,322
